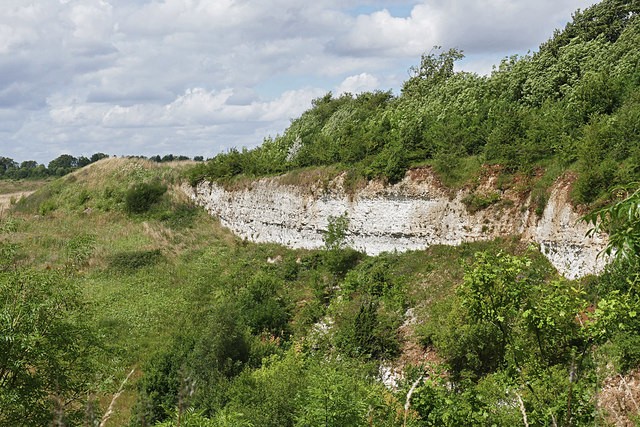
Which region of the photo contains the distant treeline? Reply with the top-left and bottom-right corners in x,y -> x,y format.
188,0 -> 640,205
0,153 -> 204,180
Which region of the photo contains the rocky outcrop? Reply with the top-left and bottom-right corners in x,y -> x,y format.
184,167 -> 608,279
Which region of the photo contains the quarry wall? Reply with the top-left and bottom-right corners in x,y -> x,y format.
184,167 -> 608,279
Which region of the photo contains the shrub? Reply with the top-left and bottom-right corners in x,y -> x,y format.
188,302 -> 252,414
133,335 -> 196,425
124,182 -> 167,214
0,268 -> 103,426
333,298 -> 400,359
37,198 -> 56,216
152,202 -> 198,228
237,272 -> 291,336
461,191 -> 501,213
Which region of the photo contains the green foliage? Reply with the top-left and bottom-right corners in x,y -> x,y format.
237,271 -> 291,336
184,3 -> 640,198
134,335 -> 196,425
459,251 -> 531,333
108,249 -> 164,271
187,302 -> 252,414
461,191 -> 501,213
333,298 -> 400,360
402,47 -> 466,96
582,183 -> 640,261
124,181 -> 167,214
37,198 -> 56,215
0,218 -> 20,271
0,269 -> 104,426
150,200 -> 200,229
341,254 -> 407,310
225,349 -> 307,427
64,232 -> 96,274
295,359 -> 374,427
322,212 -> 350,251
322,212 -> 362,275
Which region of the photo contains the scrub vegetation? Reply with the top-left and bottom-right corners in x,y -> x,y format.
2,1 -> 640,425
1,157 -> 638,427
188,0 -> 640,208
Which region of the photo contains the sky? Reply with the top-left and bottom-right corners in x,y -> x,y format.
1,0 -> 597,164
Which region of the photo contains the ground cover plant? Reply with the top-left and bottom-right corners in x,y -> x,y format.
2,158 -> 638,426
2,1 -> 640,425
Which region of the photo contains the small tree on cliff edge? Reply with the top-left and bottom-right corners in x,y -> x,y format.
323,212 -> 360,276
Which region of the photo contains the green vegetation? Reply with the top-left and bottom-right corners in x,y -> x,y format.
2,1 -> 640,425
188,0 -> 640,207
461,191 -> 501,213
0,153 -> 200,181
124,182 -> 167,214
2,155 -> 640,425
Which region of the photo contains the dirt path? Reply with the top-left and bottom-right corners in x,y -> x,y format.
0,191 -> 34,215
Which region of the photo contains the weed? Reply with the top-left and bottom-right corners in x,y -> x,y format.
77,188 -> 91,207
534,192 -> 548,217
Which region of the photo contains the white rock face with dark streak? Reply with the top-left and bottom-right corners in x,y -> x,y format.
184,167 -> 609,279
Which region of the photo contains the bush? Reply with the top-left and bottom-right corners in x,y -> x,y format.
333,298 -> 400,359
0,268 -> 103,426
37,199 -> 55,215
188,302 -> 252,414
152,202 -> 199,228
133,335 -> 196,425
324,247 -> 362,276
461,191 -> 501,213
237,272 -> 291,336
124,182 -> 167,214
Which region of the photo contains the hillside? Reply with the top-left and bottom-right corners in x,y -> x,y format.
188,0 -> 640,208
2,0 -> 640,425
187,165 -> 608,279
1,159 -> 639,425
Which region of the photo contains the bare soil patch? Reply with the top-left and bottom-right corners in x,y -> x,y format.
0,191 -> 34,215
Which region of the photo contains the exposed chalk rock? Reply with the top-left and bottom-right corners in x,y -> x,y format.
183,167 -> 608,279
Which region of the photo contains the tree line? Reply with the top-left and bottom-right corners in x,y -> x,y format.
0,153 -> 204,180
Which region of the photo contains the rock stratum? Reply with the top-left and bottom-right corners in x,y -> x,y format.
184,167 -> 608,279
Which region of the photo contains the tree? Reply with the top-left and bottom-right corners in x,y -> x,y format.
0,269 -> 103,426
89,153 -> 109,163
323,212 -> 350,251
77,156 -> 91,167
457,251 -> 531,367
583,183 -> 640,262
124,182 -> 167,214
402,47 -> 465,96
48,154 -> 78,175
0,157 -> 17,175
322,212 -> 360,275
19,160 -> 37,170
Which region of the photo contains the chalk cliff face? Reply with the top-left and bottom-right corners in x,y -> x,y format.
184,167 -> 608,279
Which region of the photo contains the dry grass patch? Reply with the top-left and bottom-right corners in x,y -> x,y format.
0,178 -> 51,194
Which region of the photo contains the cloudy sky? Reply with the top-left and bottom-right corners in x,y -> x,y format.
1,0 -> 596,164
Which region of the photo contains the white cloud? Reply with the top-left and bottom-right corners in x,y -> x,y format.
336,73 -> 381,95
0,0 -> 597,162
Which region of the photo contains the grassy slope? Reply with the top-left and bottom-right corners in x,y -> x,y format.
3,158 -> 560,423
